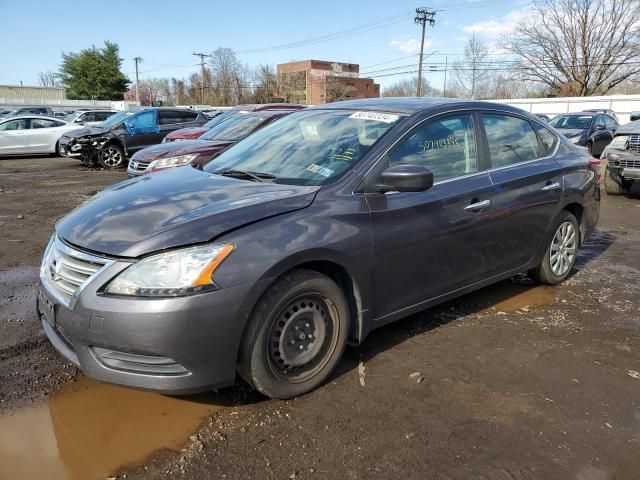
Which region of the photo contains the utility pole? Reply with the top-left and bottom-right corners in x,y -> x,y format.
133,57 -> 143,103
414,7 -> 436,97
443,56 -> 448,97
193,52 -> 212,105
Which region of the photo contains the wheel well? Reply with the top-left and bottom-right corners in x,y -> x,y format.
292,261 -> 363,344
563,202 -> 584,244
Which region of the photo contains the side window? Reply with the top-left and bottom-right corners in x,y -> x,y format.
604,116 -> 616,128
129,110 -> 157,129
180,111 -> 198,123
595,115 -> 606,128
30,118 -> 61,129
481,114 -> 541,168
533,123 -> 558,155
83,112 -> 96,122
388,114 -> 478,182
97,112 -> 114,121
0,119 -> 28,131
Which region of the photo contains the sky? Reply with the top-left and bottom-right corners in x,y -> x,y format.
0,0 -> 532,92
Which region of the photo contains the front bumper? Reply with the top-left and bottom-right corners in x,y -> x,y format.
604,150 -> 640,180
38,261 -> 262,394
58,139 -> 82,158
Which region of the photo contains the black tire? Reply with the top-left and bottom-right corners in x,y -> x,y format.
98,143 -> 125,169
54,140 -> 60,157
530,211 -> 579,285
238,269 -> 350,399
603,164 -> 625,195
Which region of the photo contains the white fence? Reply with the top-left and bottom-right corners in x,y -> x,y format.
491,95 -> 640,124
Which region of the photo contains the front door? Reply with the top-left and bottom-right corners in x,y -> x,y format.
365,112 -> 497,320
124,110 -> 160,153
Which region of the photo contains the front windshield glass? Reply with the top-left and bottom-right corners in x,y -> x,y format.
549,115 -> 593,129
98,111 -> 134,128
203,109 -> 403,185
200,113 -> 271,142
203,110 -> 236,128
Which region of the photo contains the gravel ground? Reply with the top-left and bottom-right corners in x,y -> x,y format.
1,156 -> 639,480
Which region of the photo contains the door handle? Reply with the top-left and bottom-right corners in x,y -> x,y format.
541,182 -> 561,191
464,199 -> 490,211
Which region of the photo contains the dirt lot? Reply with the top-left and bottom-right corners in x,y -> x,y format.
1,156 -> 639,480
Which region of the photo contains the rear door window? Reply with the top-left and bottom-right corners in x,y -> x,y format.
158,110 -> 199,125
30,118 -> 63,128
533,123 -> 558,155
481,114 -> 542,168
388,114 -> 478,182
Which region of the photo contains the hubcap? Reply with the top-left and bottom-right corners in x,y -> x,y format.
549,221 -> 577,276
101,147 -> 122,167
268,295 -> 337,382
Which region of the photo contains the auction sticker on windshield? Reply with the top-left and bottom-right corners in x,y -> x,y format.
349,111 -> 400,123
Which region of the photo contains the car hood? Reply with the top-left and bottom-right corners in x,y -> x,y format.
166,127 -> 209,139
61,125 -> 110,138
557,128 -> 586,138
56,166 -> 319,257
612,120 -> 640,135
131,140 -> 233,161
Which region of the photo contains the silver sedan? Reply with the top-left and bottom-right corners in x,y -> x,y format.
0,116 -> 82,156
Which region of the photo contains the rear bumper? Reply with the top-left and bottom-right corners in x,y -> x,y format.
39,273 -> 266,395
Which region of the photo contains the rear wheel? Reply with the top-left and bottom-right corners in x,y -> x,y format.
238,269 -> 350,399
604,164 -> 625,195
530,211 -> 579,285
98,144 -> 125,169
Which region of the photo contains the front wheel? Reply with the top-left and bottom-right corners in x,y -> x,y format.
530,211 -> 579,285
98,144 -> 125,169
239,269 -> 350,399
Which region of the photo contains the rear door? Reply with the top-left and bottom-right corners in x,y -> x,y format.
0,118 -> 30,154
27,117 -> 66,153
480,112 -> 563,276
366,112 -> 498,319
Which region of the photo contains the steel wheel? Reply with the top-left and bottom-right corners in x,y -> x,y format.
549,221 -> 577,276
267,294 -> 338,384
100,146 -> 124,168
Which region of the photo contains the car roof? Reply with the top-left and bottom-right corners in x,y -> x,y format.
0,115 -> 67,122
314,97 -> 531,116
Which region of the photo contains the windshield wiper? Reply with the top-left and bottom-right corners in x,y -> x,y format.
216,169 -> 276,183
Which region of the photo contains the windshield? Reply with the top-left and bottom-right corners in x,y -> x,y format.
203,109 -> 402,185
98,111 -> 135,128
203,110 -> 237,129
549,115 -> 593,130
200,113 -> 271,142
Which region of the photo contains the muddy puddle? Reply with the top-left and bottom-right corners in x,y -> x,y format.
465,281 -> 558,314
0,376 -> 228,479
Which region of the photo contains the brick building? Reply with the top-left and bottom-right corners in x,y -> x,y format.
277,60 -> 380,105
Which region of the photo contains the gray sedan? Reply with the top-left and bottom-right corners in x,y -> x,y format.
0,116 -> 82,156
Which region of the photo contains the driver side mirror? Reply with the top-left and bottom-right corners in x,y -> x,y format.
379,164 -> 434,193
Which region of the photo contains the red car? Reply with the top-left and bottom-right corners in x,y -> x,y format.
162,103 -> 305,143
128,109 -> 298,176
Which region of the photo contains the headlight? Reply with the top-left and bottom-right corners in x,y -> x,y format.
148,154 -> 198,171
105,243 -> 234,296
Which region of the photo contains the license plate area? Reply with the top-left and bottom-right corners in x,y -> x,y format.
38,289 -> 57,326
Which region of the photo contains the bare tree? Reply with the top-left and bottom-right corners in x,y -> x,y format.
449,34 -> 493,99
253,64 -> 277,103
209,48 -> 241,106
503,0 -> 640,96
38,70 -> 59,88
382,76 -> 440,97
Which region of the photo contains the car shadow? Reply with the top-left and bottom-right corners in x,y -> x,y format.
332,228 -> 616,383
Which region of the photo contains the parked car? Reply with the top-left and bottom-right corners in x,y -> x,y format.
535,114 -> 551,122
163,104 -> 305,143
128,110 -> 297,176
630,112 -> 640,122
65,110 -> 117,126
548,112 -> 617,156
58,107 -> 208,168
38,98 -> 600,399
0,116 -> 82,156
0,110 -> 12,117
53,112 -> 67,118
1,106 -> 54,118
600,120 -> 640,195
582,108 -> 619,123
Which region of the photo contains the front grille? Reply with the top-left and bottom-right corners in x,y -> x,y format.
128,159 -> 151,171
40,236 -> 113,308
618,157 -> 640,168
628,134 -> 640,154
